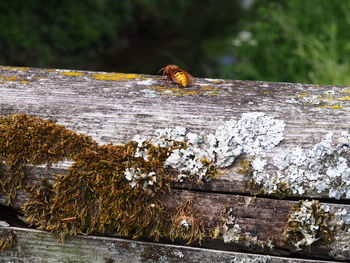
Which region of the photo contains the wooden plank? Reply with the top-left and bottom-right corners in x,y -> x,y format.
0,227 -> 342,263
0,66 -> 349,200
1,167 -> 349,260
0,66 -> 349,261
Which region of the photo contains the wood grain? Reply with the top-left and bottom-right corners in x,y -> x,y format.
0,66 -> 349,199
0,227 -> 342,263
0,165 -> 349,260
0,66 -> 349,262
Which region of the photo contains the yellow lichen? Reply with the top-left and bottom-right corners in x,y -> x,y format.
91,73 -> 140,81
297,92 -> 310,98
199,86 -> 220,91
59,72 -> 85,76
0,76 -> 18,81
318,105 -> 343,109
339,96 -> 350,100
181,90 -> 199,95
1,66 -> 29,71
148,85 -> 201,96
210,80 -> 225,84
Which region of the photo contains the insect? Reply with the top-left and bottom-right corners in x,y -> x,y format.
159,65 -> 194,87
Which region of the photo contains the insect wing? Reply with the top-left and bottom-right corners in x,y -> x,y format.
182,70 -> 194,83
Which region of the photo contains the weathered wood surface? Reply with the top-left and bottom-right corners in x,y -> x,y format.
0,227 -> 339,263
0,66 -> 349,199
1,177 -> 350,260
0,66 -> 350,262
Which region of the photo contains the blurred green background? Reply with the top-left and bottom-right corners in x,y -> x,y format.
1,0 -> 350,85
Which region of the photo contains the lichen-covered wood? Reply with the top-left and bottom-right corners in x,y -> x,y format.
0,65 -> 349,262
0,66 -> 349,199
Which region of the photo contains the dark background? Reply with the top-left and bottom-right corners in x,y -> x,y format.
1,0 -> 349,85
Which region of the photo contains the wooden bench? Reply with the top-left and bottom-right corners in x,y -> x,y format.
0,65 -> 349,262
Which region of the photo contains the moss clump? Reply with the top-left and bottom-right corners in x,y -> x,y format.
0,113 -> 218,242
169,199 -> 205,244
23,141 -> 177,240
0,230 -> 16,252
237,160 -> 253,175
283,200 -> 340,250
273,181 -> 293,198
0,113 -> 96,204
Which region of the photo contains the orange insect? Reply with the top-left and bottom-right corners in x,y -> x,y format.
159,65 -> 194,87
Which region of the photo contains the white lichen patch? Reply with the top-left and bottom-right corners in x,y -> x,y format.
152,126 -> 213,182
124,168 -> 157,191
208,112 -> 285,167
222,223 -> 273,249
252,158 -> 266,173
165,146 -> 211,182
220,207 -> 273,249
284,200 -> 349,251
252,132 -> 350,199
133,134 -> 149,160
171,250 -> 184,258
179,219 -> 191,230
129,112 -> 286,185
128,112 -> 286,184
228,255 -> 269,263
285,201 -> 321,249
223,223 -> 242,243
133,126 -> 214,183
151,126 -> 188,148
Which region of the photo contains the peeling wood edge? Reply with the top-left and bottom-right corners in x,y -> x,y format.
0,226 -> 342,263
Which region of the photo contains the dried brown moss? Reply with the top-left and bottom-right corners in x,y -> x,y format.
169,199 -> 205,244
0,113 -> 216,243
0,230 -> 16,252
0,113 -> 96,204
23,142 -> 177,240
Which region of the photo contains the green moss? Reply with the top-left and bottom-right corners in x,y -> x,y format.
0,230 -> 16,252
